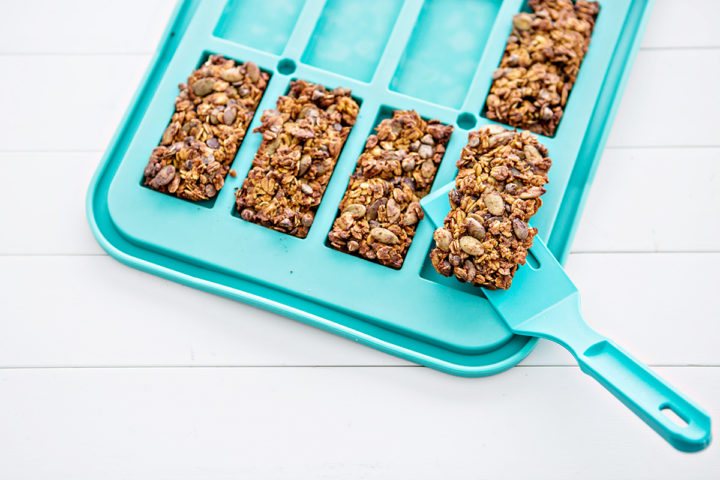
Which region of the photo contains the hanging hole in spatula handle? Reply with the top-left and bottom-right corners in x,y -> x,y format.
660,403 -> 690,428
579,340 -> 711,452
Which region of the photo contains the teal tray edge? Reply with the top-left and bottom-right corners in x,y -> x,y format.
548,0 -> 654,263
86,0 -> 652,377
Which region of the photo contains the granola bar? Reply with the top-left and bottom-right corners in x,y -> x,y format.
328,110 -> 453,269
429,125 -> 551,289
485,0 -> 599,137
235,80 -> 360,238
143,55 -> 269,201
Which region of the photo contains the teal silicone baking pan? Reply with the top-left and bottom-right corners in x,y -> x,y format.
86,0 -> 653,377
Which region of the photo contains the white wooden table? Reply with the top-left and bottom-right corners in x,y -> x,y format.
1,1 -> 719,478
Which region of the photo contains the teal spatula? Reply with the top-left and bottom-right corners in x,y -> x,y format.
421,183 -> 711,452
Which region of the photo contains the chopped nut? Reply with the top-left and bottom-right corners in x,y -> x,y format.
434,228 -> 453,252
519,186 -> 545,199
401,156 -> 416,172
513,218 -> 529,240
151,165 -> 175,187
343,203 -> 367,219
298,154 -> 312,176
460,236 -> 484,256
465,217 -> 486,240
370,227 -> 399,245
418,144 -> 434,159
223,106 -> 237,126
490,165 -> 510,181
512,13 -> 533,31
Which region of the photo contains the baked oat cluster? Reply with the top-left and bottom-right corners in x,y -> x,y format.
328,110 -> 453,269
485,0 -> 600,137
430,125 -> 551,289
143,55 -> 269,200
235,80 -> 359,238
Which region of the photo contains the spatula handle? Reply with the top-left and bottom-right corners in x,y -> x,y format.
509,292 -> 711,452
576,339 -> 711,452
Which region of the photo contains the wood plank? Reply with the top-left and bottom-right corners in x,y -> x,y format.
606,48 -> 720,147
0,153 -> 104,255
571,147 -> 720,253
0,55 -> 149,152
3,147 -> 717,255
642,0 -> 720,48
0,49 -> 716,153
1,0 -> 719,55
0,255 -> 407,368
0,366 -> 717,479
539,252 -> 720,366
0,254 -> 717,367
0,0 -> 175,54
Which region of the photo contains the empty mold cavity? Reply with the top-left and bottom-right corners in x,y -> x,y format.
301,0 -> 403,82
214,0 -> 303,55
390,0 -> 502,108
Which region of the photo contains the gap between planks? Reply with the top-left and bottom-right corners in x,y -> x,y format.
0,364 -> 717,370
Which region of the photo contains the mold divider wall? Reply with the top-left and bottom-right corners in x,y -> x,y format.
280,0 -> 329,60
213,0 -> 305,55
371,0 -> 425,88
460,0 -> 525,114
301,0 -> 405,82
306,98 -> 382,243
389,0 -> 504,109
